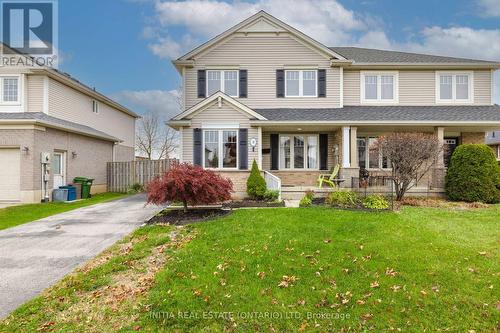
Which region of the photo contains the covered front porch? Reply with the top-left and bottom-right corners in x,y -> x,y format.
253,123 -> 488,199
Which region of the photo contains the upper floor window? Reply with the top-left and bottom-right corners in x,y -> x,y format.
1,76 -> 19,103
360,72 -> 398,103
285,70 -> 317,97
436,72 -> 473,103
203,129 -> 238,169
206,70 -> 238,97
92,100 -> 99,113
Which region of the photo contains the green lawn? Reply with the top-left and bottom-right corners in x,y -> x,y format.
0,192 -> 127,231
1,206 -> 499,332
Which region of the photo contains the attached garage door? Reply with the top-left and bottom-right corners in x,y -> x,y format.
0,148 -> 21,201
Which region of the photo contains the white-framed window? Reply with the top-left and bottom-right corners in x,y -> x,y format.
357,137 -> 391,170
436,71 -> 473,103
285,70 -> 317,97
92,100 -> 99,113
279,134 -> 318,170
360,71 -> 398,103
206,70 -> 239,97
0,76 -> 20,104
203,129 -> 238,169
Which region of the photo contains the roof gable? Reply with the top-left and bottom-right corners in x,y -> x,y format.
173,91 -> 267,121
176,11 -> 346,62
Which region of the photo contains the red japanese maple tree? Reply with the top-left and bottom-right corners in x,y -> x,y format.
146,163 -> 233,212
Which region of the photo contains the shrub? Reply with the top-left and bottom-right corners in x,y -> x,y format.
304,190 -> 315,200
146,163 -> 233,212
127,183 -> 144,194
445,144 -> 500,203
299,196 -> 312,207
263,190 -> 279,202
246,160 -> 267,200
362,194 -> 389,210
325,190 -> 360,208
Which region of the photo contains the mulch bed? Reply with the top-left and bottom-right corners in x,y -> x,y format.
223,200 -> 285,208
147,208 -> 232,226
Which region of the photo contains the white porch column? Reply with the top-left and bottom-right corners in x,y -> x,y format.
435,126 -> 445,167
350,126 -> 358,168
342,126 -> 350,168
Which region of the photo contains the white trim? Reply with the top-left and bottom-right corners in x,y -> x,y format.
43,76 -> 49,114
21,74 -> 27,112
360,71 -> 399,104
339,67 -> 344,108
257,126 -> 263,169
174,91 -> 267,121
278,134 -> 319,170
284,69 -> 318,98
206,69 -> 239,97
202,129 -> 239,170
342,126 -> 350,168
435,71 -> 474,104
491,69 -> 495,105
182,67 -> 186,111
202,122 -> 240,129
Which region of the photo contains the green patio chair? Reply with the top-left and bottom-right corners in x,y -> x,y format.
317,164 -> 344,188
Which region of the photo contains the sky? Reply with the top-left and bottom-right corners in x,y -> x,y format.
57,0 -> 500,119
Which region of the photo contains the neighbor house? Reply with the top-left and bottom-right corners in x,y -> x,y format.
168,11 -> 500,199
0,44 -> 138,203
486,131 -> 500,160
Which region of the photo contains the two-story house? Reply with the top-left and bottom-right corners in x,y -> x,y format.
168,11 -> 500,199
0,44 -> 138,203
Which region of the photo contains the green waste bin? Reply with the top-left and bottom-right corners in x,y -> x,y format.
73,177 -> 94,199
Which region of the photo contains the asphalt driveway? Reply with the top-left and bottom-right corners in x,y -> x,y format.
0,194 -> 164,319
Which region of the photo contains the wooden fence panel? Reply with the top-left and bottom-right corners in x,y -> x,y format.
107,159 -> 172,192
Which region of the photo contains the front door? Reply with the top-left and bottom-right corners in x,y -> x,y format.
52,152 -> 66,189
443,138 -> 458,167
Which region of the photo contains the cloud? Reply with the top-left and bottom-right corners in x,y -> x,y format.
146,0 -> 370,59
112,89 -> 181,119
478,0 -> 500,17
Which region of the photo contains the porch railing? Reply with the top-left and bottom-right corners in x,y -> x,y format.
263,171 -> 282,201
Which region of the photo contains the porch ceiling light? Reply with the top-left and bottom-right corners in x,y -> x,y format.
297,128 -> 302,131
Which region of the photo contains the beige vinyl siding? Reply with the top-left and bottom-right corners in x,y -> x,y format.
343,70 -> 360,105
182,100 -> 258,168
185,33 -> 340,109
27,75 -> 44,113
474,70 -> 492,105
344,69 -> 492,105
47,78 -> 136,151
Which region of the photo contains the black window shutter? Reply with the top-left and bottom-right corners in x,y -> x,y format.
239,129 -> 248,170
319,134 -> 328,170
276,70 -> 284,98
270,134 -> 279,170
239,70 -> 247,98
193,128 -> 202,166
318,69 -> 326,98
197,70 -> 206,98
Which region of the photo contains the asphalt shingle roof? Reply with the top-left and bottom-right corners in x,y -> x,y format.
330,47 -> 497,64
254,105 -> 500,122
0,112 -> 119,141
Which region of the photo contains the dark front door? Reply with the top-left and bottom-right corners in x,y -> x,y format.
444,138 -> 458,167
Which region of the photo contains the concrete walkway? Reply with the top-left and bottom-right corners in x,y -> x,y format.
0,194 -> 164,319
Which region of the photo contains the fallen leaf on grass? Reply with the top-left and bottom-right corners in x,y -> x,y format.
432,286 -> 439,293
356,299 -> 366,305
361,313 -> 373,321
278,275 -> 298,288
478,251 -> 487,256
390,285 -> 401,292
370,281 -> 379,288
420,290 -> 427,296
385,268 -> 398,277
324,239 -> 332,244
257,271 -> 266,279
468,267 -> 476,273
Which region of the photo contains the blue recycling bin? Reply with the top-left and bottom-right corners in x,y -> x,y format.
59,186 -> 77,201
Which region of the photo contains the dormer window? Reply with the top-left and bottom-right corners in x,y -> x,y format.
360,71 -> 398,104
206,70 -> 238,97
436,72 -> 473,103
